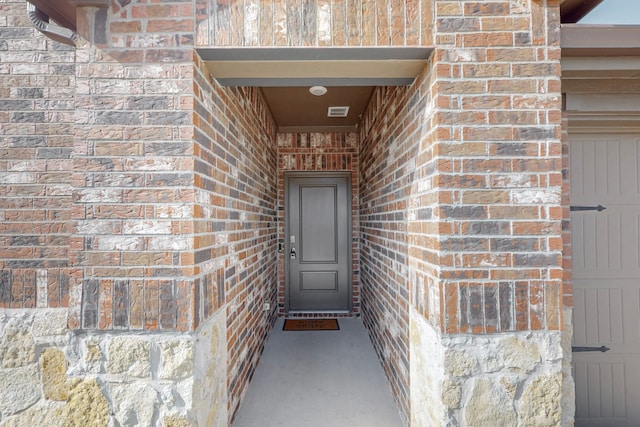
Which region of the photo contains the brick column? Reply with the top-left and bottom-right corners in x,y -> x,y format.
69,1 -> 197,331
409,1 -> 568,424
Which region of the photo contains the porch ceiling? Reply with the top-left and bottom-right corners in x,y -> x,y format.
197,47 -> 431,132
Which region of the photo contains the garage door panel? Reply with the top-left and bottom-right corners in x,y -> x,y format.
585,289 -> 601,344
577,288 -> 621,345
574,360 -> 626,420
571,136 -> 640,202
572,134 -> 640,426
619,138 -> 640,197
574,288 -> 587,344
574,356 -> 640,427
572,209 -> 640,278
595,288 -> 619,344
573,283 -> 639,348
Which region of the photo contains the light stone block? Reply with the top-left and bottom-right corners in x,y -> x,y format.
173,378 -> 194,416
109,383 -> 158,426
63,379 -> 109,427
163,414 -> 192,427
0,364 -> 41,416
518,372 -> 563,426
499,336 -> 541,374
192,311 -> 227,427
106,337 -> 151,378
441,379 -> 462,409
409,306 -> 446,427
40,348 -> 69,401
500,376 -> 519,400
0,318 -> 36,368
0,402 -> 66,427
32,310 -> 68,337
444,348 -> 478,377
464,378 -> 516,426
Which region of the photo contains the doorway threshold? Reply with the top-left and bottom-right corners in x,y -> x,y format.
285,310 -> 354,319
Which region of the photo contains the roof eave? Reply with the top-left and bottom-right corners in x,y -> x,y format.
560,0 -> 605,24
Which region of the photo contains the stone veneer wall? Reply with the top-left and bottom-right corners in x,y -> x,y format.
0,309 -> 193,426
192,309 -> 227,426
410,306 -> 564,426
277,132 -> 360,317
0,0 -> 74,310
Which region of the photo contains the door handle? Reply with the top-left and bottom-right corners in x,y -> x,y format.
572,346 -> 610,353
290,247 -> 296,260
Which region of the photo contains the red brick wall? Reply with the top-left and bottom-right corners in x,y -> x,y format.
70,1 -> 198,331
359,75 -> 435,419
193,53 -> 279,416
0,2 -> 75,309
196,0 -> 434,47
424,0 -> 564,334
276,132 -> 360,316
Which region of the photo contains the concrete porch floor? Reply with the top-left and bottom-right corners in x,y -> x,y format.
232,318 -> 404,427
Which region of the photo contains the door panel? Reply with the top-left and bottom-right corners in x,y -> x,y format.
300,186 -> 337,263
300,272 -> 338,291
286,173 -> 351,312
571,134 -> 640,426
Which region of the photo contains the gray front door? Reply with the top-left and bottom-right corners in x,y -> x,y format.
285,172 -> 351,312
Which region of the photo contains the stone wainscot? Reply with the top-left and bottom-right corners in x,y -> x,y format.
0,308 -> 202,426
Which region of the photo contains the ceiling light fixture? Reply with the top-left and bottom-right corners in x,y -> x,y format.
309,86 -> 328,96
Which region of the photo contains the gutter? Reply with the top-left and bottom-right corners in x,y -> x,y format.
26,1 -> 77,47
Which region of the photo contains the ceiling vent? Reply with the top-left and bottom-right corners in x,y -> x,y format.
327,106 -> 350,118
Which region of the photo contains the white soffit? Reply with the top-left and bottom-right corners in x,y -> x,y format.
196,47 -> 432,87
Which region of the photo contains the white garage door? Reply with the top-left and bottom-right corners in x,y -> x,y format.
571,134 -> 640,426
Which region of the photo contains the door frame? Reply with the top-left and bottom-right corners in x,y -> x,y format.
284,171 -> 353,314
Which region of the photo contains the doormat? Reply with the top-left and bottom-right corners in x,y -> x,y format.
283,319 -> 339,331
